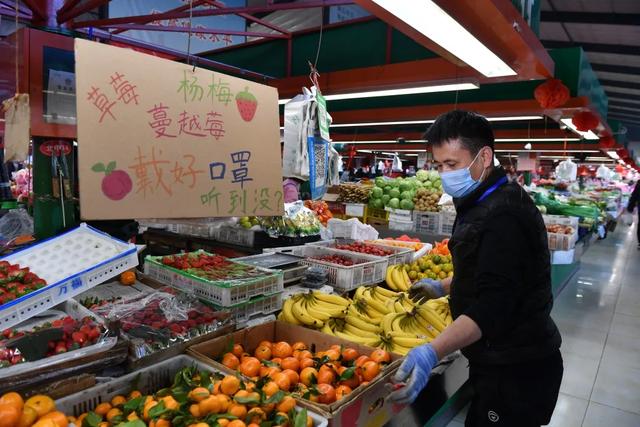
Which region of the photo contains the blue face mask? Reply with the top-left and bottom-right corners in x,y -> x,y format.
440,150 -> 487,198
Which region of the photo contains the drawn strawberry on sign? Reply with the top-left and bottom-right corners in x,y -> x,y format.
236,87 -> 258,122
92,161 -> 133,201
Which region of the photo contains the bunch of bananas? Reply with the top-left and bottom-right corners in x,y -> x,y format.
278,291 -> 351,328
385,265 -> 412,291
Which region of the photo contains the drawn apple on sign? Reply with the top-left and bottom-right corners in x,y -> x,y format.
92,161 -> 132,201
236,87 -> 258,122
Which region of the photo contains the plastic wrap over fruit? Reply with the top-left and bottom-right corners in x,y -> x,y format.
259,201 -> 322,238
0,300 -> 115,378
92,287 -> 228,359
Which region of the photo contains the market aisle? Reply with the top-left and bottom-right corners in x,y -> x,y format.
446,221 -> 640,427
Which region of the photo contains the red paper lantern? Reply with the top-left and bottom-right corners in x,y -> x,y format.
572,111 -> 599,132
598,136 -> 616,149
534,79 -> 570,109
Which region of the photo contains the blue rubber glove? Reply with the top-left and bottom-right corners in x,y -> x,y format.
409,278 -> 445,301
388,344 -> 439,404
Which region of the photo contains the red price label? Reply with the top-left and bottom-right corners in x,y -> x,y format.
40,140 -> 72,157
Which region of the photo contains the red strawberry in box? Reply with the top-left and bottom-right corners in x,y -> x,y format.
236,87 -> 258,122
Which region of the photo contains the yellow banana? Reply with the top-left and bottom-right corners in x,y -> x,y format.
393,335 -> 430,348
280,298 -> 302,325
312,291 -> 350,307
394,300 -> 406,314
347,305 -> 381,325
291,299 -> 323,328
376,285 -> 399,298
366,296 -> 391,315
344,322 -> 379,338
345,313 -> 382,333
322,321 -> 334,335
334,330 -> 378,346
417,306 -> 447,332
385,267 -> 399,291
390,343 -> 412,356
306,302 -> 338,322
400,268 -> 412,291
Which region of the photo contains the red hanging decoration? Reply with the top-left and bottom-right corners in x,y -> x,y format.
572,111 -> 599,132
598,136 -> 616,149
615,164 -> 625,173
533,79 -> 570,109
618,148 -> 630,159
578,165 -> 589,177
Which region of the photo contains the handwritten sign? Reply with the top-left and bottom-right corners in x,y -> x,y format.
75,39 -> 283,220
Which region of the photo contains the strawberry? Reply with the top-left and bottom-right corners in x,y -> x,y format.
55,341 -> 67,353
72,331 -> 87,345
10,355 -> 22,365
88,327 -> 101,340
235,87 -> 258,122
22,272 -> 38,284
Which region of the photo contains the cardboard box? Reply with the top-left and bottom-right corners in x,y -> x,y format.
187,320 -> 404,427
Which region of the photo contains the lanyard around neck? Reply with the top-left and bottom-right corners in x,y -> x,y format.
477,176 -> 508,204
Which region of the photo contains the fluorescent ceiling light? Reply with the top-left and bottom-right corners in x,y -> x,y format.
586,157 -> 613,161
329,115 -> 544,128
370,0 -> 516,77
278,82 -> 478,104
495,138 -> 581,142
607,151 -> 620,160
495,149 -> 599,153
560,118 -> 600,140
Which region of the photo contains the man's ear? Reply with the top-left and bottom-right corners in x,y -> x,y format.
482,147 -> 494,168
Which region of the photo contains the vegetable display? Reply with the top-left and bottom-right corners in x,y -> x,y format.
304,201 -> 334,226
369,174 -> 442,211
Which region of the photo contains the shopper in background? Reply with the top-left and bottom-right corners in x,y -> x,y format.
627,180 -> 640,249
390,111 -> 563,427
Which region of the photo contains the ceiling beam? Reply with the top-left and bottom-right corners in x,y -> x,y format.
69,0 -> 353,28
20,0 -> 45,19
111,0 -> 207,34
540,11 -> 640,25
58,0 -> 111,24
56,0 -> 82,20
600,79 -> 640,91
201,0 -> 290,36
592,63 -> 640,75
348,142 -> 599,151
99,24 -> 289,39
542,40 -> 640,56
331,129 -> 578,142
607,92 -> 640,102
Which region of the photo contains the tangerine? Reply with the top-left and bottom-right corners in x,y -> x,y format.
189,387 -> 210,402
24,396 -> 55,418
262,381 -> 279,397
217,420 -> 230,427
299,367 -> 318,387
291,342 -> 307,352
335,385 -> 352,400
110,395 -> 126,407
324,349 -> 340,362
355,355 -> 371,369
341,348 -> 359,362
280,357 -> 300,372
239,357 -> 261,377
316,384 -> 337,404
227,421 -> 246,427
221,376 -> 241,395
30,420 -> 56,427
317,368 -> 335,385
257,341 -> 273,349
161,396 -> 180,411
231,344 -> 245,358
370,349 -> 391,364
222,353 -> 240,370
198,396 -> 221,415
227,404 -> 247,419
275,396 -> 296,414
105,408 -> 122,423
254,345 -> 272,361
272,342 -> 293,359
17,406 -> 38,427
361,361 -> 381,381
272,372 -> 291,391
296,350 -> 313,361
216,395 -> 231,413
128,391 -> 142,400
246,408 -> 266,424
189,404 -> 201,418
0,393 -> 23,413
143,401 -> 158,420
93,403 -> 112,417
299,358 -> 315,369
149,420 -> 170,427
281,369 -> 299,385
0,404 -> 22,427
126,413 -> 139,421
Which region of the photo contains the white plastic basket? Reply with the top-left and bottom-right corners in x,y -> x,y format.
543,214 -> 580,228
211,292 -> 283,326
547,232 -> 578,251
413,211 -> 441,234
212,226 -> 256,247
389,219 -> 415,232
55,355 -> 328,427
144,254 -> 283,307
270,246 -> 388,292
308,239 -> 413,265
0,224 -> 138,330
439,211 -> 457,235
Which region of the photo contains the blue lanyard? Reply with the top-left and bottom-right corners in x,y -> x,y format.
476,176 -> 508,203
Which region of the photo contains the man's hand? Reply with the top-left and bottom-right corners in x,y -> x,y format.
409,278 -> 445,301
387,344 -> 439,404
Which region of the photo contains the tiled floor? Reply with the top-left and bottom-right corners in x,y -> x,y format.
447,222 -> 640,426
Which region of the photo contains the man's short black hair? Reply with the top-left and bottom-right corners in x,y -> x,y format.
424,110 -> 495,155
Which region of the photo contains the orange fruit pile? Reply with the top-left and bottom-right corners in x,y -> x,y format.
0,392 -> 62,427
220,340 -> 390,405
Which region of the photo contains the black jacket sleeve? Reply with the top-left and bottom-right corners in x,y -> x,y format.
463,214 -> 528,341
628,184 -> 640,212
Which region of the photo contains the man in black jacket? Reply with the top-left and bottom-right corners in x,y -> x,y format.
389,111 -> 563,426
627,181 -> 640,248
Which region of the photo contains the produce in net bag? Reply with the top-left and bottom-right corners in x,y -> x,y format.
0,209 -> 33,243
92,287 -> 227,359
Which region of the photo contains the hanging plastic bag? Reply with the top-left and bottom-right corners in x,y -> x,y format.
328,146 -> 341,186
555,159 -> 577,181
282,88 -> 314,180
392,154 -> 403,172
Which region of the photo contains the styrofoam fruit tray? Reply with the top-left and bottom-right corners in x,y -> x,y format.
56,355 -> 328,427
0,223 -> 138,330
0,299 -> 117,378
